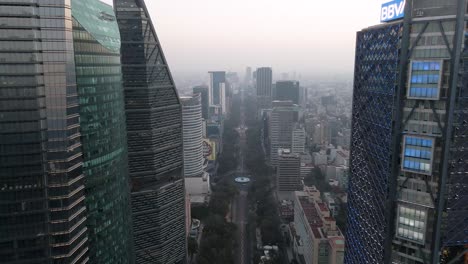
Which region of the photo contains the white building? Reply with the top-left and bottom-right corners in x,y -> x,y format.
181,95 -> 204,178
185,172 -> 211,204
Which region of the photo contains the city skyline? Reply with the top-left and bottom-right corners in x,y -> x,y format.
102,0 -> 380,77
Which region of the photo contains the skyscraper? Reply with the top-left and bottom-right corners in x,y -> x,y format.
114,0 -> 187,263
256,67 -> 273,115
193,85 -> 209,119
245,66 -> 252,84
277,149 -> 301,200
275,80 -> 300,105
1,0 -> 133,262
181,95 -> 204,178
0,2 -> 89,262
72,0 -> 132,262
346,1 -> 468,263
208,71 -> 226,106
269,101 -> 299,166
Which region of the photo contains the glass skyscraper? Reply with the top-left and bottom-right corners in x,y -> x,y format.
0,0 -> 132,262
114,0 -> 187,263
346,0 -> 468,263
0,1 -> 89,262
72,0 -> 132,262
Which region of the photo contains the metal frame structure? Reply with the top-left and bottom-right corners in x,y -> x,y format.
345,21 -> 403,264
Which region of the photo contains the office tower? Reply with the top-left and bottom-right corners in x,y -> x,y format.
0,2 -> 89,262
269,101 -> 299,166
208,71 -> 226,106
245,66 -> 252,84
114,0 -> 187,263
193,86 -> 209,119
256,67 -> 273,114
72,0 -> 132,262
346,1 -> 468,263
275,80 -> 300,105
181,95 -> 210,204
294,187 -> 345,264
292,124 -> 306,154
277,149 -> 301,199
1,0 -> 134,262
220,83 -> 227,115
181,95 -> 204,178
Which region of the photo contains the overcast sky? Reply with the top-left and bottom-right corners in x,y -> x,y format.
103,0 -> 382,77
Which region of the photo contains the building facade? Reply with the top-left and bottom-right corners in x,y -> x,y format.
0,1 -> 89,262
293,187 -> 345,264
269,101 -> 299,166
208,71 -> 226,106
0,0 -> 135,262
346,1 -> 468,263
256,67 -> 273,115
277,149 -> 301,199
181,95 -> 204,178
275,80 -> 300,105
292,124 -> 306,154
72,0 -> 133,262
114,0 -> 187,263
193,85 -> 209,119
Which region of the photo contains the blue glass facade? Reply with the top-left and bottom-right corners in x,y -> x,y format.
348,1 -> 468,263
408,61 -> 442,99
402,136 -> 434,174
345,22 -> 403,264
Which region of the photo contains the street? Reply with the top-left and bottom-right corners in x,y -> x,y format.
232,86 -> 251,264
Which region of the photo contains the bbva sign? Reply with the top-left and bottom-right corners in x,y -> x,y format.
381,0 -> 405,22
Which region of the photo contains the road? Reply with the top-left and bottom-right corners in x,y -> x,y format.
233,86 -> 251,264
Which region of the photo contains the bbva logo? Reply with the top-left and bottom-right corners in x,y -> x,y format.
381,0 -> 405,22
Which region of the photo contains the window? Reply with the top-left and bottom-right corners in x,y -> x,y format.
402,136 -> 434,175
407,60 -> 443,100
396,204 -> 427,244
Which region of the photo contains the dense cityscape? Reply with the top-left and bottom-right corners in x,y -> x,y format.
0,0 -> 467,264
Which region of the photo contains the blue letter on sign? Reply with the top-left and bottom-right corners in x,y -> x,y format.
381,0 -> 405,22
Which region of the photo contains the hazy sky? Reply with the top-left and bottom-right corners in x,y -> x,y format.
103,0 -> 382,77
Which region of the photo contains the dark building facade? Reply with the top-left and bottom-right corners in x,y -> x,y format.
114,0 -> 187,263
275,80 -> 300,105
72,0 -> 132,262
0,2 -> 89,262
208,71 -> 226,106
346,1 -> 468,264
256,67 -> 273,115
193,85 -> 209,119
0,0 -> 134,263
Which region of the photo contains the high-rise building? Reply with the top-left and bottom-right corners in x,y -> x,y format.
181,95 -> 204,178
277,149 -> 301,200
245,66 -> 252,84
256,67 -> 273,114
292,124 -> 306,154
193,86 -> 209,119
0,1 -> 134,262
220,83 -> 227,115
0,2 -> 89,262
72,0 -> 132,262
114,0 -> 187,263
269,101 -> 299,166
346,1 -> 468,263
275,80 -> 300,105
208,71 -> 226,106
